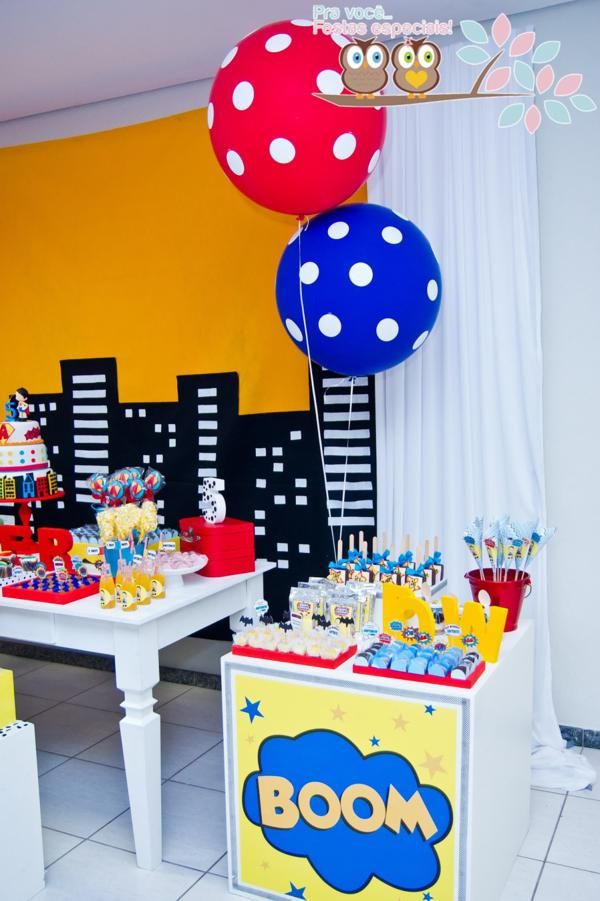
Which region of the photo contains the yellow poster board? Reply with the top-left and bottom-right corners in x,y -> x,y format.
227,666 -> 462,900
0,668 -> 16,729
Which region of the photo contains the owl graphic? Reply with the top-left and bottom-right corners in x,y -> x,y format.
339,38 -> 389,97
392,39 -> 442,98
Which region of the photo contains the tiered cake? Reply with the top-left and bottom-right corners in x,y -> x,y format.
0,391 -> 60,500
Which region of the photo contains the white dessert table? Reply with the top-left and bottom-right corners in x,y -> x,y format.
0,559 -> 274,871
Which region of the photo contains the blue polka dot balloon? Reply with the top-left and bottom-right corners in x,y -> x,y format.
276,203 -> 442,376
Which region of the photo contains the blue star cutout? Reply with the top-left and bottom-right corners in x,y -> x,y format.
424,704 -> 436,716
423,893 -> 434,901
286,883 -> 307,898
370,736 -> 380,746
240,697 -> 264,724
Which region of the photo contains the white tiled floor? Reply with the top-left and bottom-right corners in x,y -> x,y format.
2,652 -> 598,901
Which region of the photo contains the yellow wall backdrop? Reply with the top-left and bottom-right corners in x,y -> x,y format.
0,110 -> 365,415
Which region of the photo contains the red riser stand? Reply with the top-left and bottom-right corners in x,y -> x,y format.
232,643 -> 356,670
352,658 -> 486,689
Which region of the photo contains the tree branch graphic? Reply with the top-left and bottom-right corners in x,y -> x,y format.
315,12 -> 596,131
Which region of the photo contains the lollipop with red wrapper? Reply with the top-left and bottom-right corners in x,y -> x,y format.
105,478 -> 126,506
87,473 -> 107,502
128,478 -> 146,504
144,467 -> 165,500
113,469 -> 132,488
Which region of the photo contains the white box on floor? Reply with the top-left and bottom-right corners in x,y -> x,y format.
0,721 -> 44,901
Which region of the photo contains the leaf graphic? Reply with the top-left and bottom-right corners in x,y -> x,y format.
532,41 -> 561,64
485,66 -> 512,92
544,99 -> 572,124
513,60 -> 535,91
460,19 -> 489,44
536,65 -> 555,94
569,94 -> 597,112
524,105 -> 542,134
510,31 -> 536,57
456,45 -> 491,65
554,74 -> 583,97
498,102 -> 525,128
491,13 -> 511,47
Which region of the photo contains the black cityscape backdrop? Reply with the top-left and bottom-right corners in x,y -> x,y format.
9,357 -> 378,635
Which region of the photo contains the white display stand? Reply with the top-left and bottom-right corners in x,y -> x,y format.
0,560 -> 274,870
222,622 -> 534,901
0,721 -> 44,901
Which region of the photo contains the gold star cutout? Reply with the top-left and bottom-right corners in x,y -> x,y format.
260,861 -> 270,870
246,735 -> 255,745
393,713 -> 409,731
420,752 -> 446,777
331,705 -> 346,721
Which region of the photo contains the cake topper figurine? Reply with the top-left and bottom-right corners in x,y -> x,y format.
14,388 -> 30,421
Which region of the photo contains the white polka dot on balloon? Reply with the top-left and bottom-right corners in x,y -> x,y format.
316,69 -> 344,94
300,261 -> 319,284
221,46 -> 237,68
207,102 -> 214,129
349,262 -> 373,287
427,279 -> 439,301
232,81 -> 254,111
270,137 -> 296,164
333,133 -> 357,160
328,221 -> 349,240
319,313 -> 342,337
332,33 -> 350,48
376,318 -> 399,342
382,226 -> 403,244
412,330 -> 429,350
291,19 -> 312,26
368,149 -> 381,173
266,33 -> 292,52
226,150 -> 244,176
286,319 -> 303,342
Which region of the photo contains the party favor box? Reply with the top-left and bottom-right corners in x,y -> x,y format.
0,668 -> 16,729
179,517 -> 255,577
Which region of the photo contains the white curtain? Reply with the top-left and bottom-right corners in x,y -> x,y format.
369,44 -> 594,791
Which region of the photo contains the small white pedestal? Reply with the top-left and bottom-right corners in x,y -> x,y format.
0,721 -> 44,901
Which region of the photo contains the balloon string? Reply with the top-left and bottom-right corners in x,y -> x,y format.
296,219 -> 337,561
338,376 -> 355,548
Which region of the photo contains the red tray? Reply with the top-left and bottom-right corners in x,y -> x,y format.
232,642 -> 356,669
353,658 -> 486,689
2,574 -> 100,605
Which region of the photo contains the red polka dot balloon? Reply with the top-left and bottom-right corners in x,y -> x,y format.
208,20 -> 387,216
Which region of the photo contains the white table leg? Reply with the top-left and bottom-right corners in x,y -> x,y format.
114,623 -> 162,869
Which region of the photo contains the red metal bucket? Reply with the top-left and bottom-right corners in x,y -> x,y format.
465,568 -> 532,632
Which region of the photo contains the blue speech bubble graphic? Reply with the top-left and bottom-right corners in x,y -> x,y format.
242,729 -> 452,894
